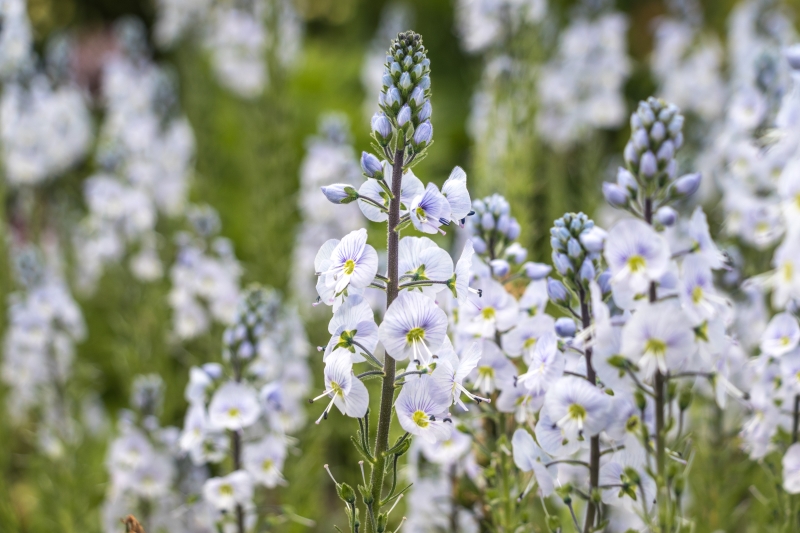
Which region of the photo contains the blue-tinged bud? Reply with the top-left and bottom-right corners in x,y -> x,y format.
603,182 -> 629,208
506,242 -> 527,263
570,217 -> 582,233
472,236 -> 487,254
567,238 -> 582,259
507,219 -> 521,240
624,141 -> 639,166
402,55 -> 413,69
579,258 -> 596,283
409,86 -> 425,107
551,237 -> 564,252
390,62 -> 402,76
655,206 -> 677,227
386,87 -> 402,109
657,140 -> 674,163
490,259 -> 511,277
497,214 -> 510,234
555,317 -> 577,338
321,184 -> 359,204
398,72 -> 412,91
417,101 -> 432,122
658,105 -> 676,123
671,172 -> 701,197
557,227 -> 570,240
411,63 -> 423,80
633,128 -> 649,152
673,131 -> 684,149
202,362 -> 224,378
547,278 -> 570,305
650,121 -> 666,143
630,113 -> 643,130
413,121 -> 433,147
553,253 -> 572,276
397,105 -> 412,126
382,73 -> 393,88
554,218 -> 565,227
238,341 -> 254,359
640,151 -> 657,178
523,262 -> 552,280
371,113 -> 393,140
472,199 -> 485,213
786,44 -> 800,70
616,167 -> 637,192
418,75 -> 431,90
665,159 -> 677,181
361,152 -> 383,178
668,114 -> 684,136
598,270 -> 612,295
481,212 -> 495,230
637,102 -> 656,126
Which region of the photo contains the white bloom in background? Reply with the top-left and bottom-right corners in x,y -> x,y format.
535,407 -> 581,457
208,381 -> 261,430
688,207 -> 726,270
783,443 -> 800,494
760,312 -> 800,357
605,218 -> 670,303
543,376 -> 611,439
0,0 -> 33,78
679,254 -> 726,324
459,278 -> 518,338
395,375 -> 453,443
452,240 -> 476,301
418,428 -> 472,466
620,301 -> 695,378
379,291 -> 448,364
432,338 -> 486,410
502,315 -> 556,359
470,339 -> 517,395
515,332 -> 565,396
203,470 -> 254,512
243,435 -> 287,488
512,428 -> 555,496
314,349 -> 369,423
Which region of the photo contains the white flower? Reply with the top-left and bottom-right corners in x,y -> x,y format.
378,291 -> 448,364
398,236 -> 454,298
324,294 -> 378,363
208,381 -> 262,431
313,348 -> 369,424
357,163 -> 424,222
502,315 -> 556,359
469,339 -> 517,395
452,240 -> 476,301
783,443 -> 800,494
441,166 -> 472,226
202,470 -> 254,512
688,207 -> 725,270
604,218 -> 670,303
318,228 -> 379,297
679,254 -> 726,324
418,428 -> 472,465
409,182 -> 450,234
395,374 -> 453,443
459,278 -> 519,338
620,301 -> 695,379
542,376 -> 611,439
535,408 -> 581,457
760,312 -> 800,357
515,332 -> 565,396
243,435 -> 287,488
512,428 -> 556,497
432,337 -> 486,410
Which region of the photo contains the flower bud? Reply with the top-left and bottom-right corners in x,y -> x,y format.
523,262 -> 551,280
386,87 -> 402,109
555,317 -> 577,338
787,44 -> 800,71
361,152 -> 383,179
650,121 -> 666,143
632,128 -> 649,152
637,102 -> 656,126
655,206 -> 677,227
497,214 -> 510,234
671,172 -> 701,198
616,167 -> 638,192
624,141 -> 639,166
417,100 -> 432,122
580,226 -> 606,253
202,362 -> 223,378
567,237 -> 582,259
481,212 -> 495,230
640,151 -> 657,178
553,253 -> 572,276
471,236 -> 487,254
506,219 -> 521,240
412,121 -> 433,147
371,113 -> 393,141
603,182 -> 628,208
321,184 -> 359,204
398,71 -> 412,91
490,259 -> 511,277
579,258 -> 596,283
547,277 -> 570,305
656,140 -> 674,162
409,86 -> 425,107
397,105 -> 412,127
598,270 -> 612,294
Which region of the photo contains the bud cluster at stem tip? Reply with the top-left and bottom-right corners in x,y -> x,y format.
222,285 -> 280,362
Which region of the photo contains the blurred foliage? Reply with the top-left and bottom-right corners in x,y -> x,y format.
3,0 -> 800,532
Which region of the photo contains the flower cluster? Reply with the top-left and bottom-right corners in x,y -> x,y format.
0,0 -> 33,79
455,0 -> 546,54
178,285 -> 311,530
154,0 -> 302,98
168,206 -> 242,341
536,12 -> 631,148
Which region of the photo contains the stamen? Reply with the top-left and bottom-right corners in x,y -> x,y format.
323,464 -> 338,485
358,461 -> 367,485
387,494 -> 404,516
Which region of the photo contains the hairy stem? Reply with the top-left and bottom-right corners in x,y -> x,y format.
579,287 -> 600,533
366,146 -> 404,532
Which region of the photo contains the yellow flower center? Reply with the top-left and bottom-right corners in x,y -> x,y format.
478,366 -> 494,378
415,206 -> 427,220
524,338 -> 537,350
220,484 -> 234,496
568,403 -> 587,420
343,259 -> 356,275
330,381 -> 343,397
781,336 -> 792,346
406,327 -> 425,344
784,262 -> 794,282
262,459 -> 274,471
412,410 -> 429,428
645,338 -> 667,356
228,407 -> 241,418
691,285 -> 704,304
627,255 -> 646,273
481,307 -> 496,320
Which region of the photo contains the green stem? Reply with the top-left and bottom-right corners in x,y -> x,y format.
579,287 -> 600,533
365,146 -> 404,532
